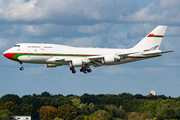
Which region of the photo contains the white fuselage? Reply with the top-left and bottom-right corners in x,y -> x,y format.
3,43 -> 159,67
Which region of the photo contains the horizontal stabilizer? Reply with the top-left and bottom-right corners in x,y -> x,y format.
142,50 -> 174,55
160,50 -> 174,53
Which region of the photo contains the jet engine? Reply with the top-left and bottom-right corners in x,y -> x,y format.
70,59 -> 83,67
45,64 -> 58,68
102,55 -> 120,64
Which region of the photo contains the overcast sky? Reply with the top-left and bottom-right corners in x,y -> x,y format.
0,0 -> 180,97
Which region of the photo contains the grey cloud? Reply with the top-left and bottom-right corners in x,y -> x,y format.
53,36 -> 104,47
119,0 -> 180,25
78,23 -> 110,34
0,38 -> 8,50
166,26 -> 180,36
159,0 -> 179,9
0,0 -> 142,25
1,0 -> 180,25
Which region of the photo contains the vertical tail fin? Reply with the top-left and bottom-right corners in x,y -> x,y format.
133,26 -> 167,51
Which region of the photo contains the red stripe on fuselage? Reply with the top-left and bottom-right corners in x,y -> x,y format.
3,52 -> 99,61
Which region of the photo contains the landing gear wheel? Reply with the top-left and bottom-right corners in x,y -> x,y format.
70,67 -> 76,74
20,67 -> 24,71
80,67 -> 85,72
84,70 -> 88,74
72,70 -> 76,74
88,69 -> 92,73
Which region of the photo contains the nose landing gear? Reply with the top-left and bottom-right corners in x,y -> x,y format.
19,62 -> 24,71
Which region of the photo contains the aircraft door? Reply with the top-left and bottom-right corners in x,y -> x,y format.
41,43 -> 44,50
27,49 -> 31,57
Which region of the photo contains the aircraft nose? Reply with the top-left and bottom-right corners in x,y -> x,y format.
3,51 -> 9,58
3,51 -> 16,60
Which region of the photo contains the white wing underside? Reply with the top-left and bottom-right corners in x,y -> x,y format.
46,50 -> 173,67
45,51 -> 145,67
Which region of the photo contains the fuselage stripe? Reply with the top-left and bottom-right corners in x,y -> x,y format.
7,53 -> 99,61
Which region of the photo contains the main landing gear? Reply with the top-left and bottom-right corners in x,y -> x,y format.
80,67 -> 92,74
70,66 -> 92,74
19,62 -> 24,71
70,67 -> 76,74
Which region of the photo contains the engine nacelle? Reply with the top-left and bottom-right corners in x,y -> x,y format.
70,59 -> 83,67
102,55 -> 120,64
45,64 -> 58,68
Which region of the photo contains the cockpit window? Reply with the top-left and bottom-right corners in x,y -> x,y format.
14,45 -> 20,47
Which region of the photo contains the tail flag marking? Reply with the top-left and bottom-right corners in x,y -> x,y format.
147,34 -> 163,38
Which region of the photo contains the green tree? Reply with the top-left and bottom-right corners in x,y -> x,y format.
74,115 -> 85,120
175,108 -> 180,119
20,96 -> 43,117
128,112 -> 140,120
118,93 -> 134,100
157,108 -> 176,119
0,101 -> 19,115
0,109 -> 13,120
101,96 -> 123,107
41,91 -> 51,97
134,94 -> 145,99
80,94 -> 100,104
40,97 -> 52,106
71,98 -> 81,108
58,104 -> 77,120
88,103 -> 95,114
53,118 -> 64,120
106,104 -> 117,117
140,113 -> 153,120
20,104 -> 33,116
88,110 -> 111,120
106,104 -> 126,119
50,98 -> 72,108
78,103 -> 89,115
0,94 -> 21,105
123,99 -> 143,113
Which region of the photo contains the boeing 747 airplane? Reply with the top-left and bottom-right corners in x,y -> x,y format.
3,26 -> 173,74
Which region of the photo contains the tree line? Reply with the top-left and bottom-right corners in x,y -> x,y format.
0,92 -> 180,120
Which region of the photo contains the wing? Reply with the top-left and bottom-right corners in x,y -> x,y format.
86,51 -> 140,67
46,57 -> 65,63
45,51 -> 141,67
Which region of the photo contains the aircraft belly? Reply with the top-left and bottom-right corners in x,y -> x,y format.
18,55 -> 50,63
